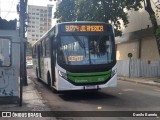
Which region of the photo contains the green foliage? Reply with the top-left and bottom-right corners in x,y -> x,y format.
54,0 -> 77,22
54,0 -> 143,36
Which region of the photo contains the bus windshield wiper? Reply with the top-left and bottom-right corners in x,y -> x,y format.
72,34 -> 85,49
72,34 -> 87,56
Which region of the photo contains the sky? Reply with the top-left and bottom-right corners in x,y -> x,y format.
0,0 -> 56,21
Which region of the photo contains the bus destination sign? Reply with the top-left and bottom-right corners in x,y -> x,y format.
65,25 -> 104,32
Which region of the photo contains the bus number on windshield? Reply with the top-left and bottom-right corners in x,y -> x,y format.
68,56 -> 84,61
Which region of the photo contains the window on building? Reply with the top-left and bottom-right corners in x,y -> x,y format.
48,19 -> 51,22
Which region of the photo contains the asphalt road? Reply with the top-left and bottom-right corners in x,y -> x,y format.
27,69 -> 160,120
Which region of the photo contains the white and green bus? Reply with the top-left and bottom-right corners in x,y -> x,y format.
32,22 -> 117,91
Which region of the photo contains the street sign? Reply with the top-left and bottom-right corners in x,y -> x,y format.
128,53 -> 133,58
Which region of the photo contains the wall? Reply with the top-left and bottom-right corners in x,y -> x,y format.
141,37 -> 159,60
116,36 -> 160,60
116,40 -> 139,60
117,59 -> 160,78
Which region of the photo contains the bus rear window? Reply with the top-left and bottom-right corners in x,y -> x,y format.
0,38 -> 11,67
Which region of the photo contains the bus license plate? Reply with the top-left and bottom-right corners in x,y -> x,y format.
85,85 -> 97,90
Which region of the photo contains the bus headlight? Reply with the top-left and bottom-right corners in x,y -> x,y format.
58,71 -> 67,80
111,69 -> 117,77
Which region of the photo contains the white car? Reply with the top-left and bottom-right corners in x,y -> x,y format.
26,60 -> 33,69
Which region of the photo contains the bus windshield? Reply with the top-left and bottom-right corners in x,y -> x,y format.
58,35 -> 114,65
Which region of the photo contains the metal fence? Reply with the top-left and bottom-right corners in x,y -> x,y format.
117,59 -> 160,77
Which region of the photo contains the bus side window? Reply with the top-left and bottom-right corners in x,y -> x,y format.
43,39 -> 47,57
42,40 -> 46,57
46,38 -> 50,57
32,46 -> 35,58
40,41 -> 43,57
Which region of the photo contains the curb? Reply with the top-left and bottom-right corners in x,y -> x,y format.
118,77 -> 160,87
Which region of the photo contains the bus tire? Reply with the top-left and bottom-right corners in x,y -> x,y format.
51,87 -> 59,94
36,68 -> 40,82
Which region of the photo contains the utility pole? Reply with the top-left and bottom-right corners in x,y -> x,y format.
23,0 -> 28,86
19,0 -> 28,106
0,1 -> 1,16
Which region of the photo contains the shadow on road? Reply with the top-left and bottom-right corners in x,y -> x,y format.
58,90 -> 117,101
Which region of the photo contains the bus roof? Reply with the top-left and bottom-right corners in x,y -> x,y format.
57,21 -> 109,25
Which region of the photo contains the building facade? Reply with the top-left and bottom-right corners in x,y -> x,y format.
116,1 -> 160,60
27,5 -> 53,45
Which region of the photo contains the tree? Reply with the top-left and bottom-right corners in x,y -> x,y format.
54,0 -> 143,36
54,0 -> 77,22
144,0 -> 160,55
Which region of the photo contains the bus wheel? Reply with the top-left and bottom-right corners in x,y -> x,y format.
51,87 -> 59,94
36,68 -> 40,82
47,72 -> 51,87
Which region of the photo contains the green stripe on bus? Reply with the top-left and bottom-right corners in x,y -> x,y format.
67,70 -> 111,83
67,70 -> 111,77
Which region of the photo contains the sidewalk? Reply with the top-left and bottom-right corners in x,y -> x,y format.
118,76 -> 160,87
0,78 -> 56,120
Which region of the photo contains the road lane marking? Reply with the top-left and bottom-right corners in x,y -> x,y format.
97,106 -> 102,110
118,92 -> 123,95
123,89 -> 134,91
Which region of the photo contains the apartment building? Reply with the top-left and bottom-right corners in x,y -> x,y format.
27,5 -> 53,45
